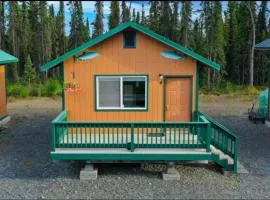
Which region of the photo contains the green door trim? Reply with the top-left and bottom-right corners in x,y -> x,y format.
163,75 -> 193,122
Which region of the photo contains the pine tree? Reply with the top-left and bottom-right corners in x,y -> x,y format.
23,55 -> 37,85
121,1 -> 130,23
212,1 -> 226,86
225,1 -> 239,83
68,1 -> 85,48
0,1 -> 5,49
191,19 -> 205,55
171,1 -> 179,42
132,8 -> 136,22
141,3 -> 146,25
148,1 -> 161,33
136,11 -> 140,24
160,1 -> 172,39
7,1 -> 21,82
56,1 -> 66,56
39,1 -> 52,65
49,4 -> 57,59
200,1 -> 214,88
84,18 -> 90,41
255,1 -> 268,84
20,1 -> 31,75
28,1 -> 40,72
93,1 -> 104,38
108,1 -> 120,29
179,1 -> 192,47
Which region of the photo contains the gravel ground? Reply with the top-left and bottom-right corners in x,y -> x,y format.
0,96 -> 269,199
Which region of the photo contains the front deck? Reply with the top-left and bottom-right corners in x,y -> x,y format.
51,111 -> 239,172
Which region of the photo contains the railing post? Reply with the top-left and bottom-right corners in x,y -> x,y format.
234,138 -> 239,172
206,122 -> 211,152
51,123 -> 56,152
130,123 -> 135,152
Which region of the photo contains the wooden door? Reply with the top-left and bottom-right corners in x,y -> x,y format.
0,65 -> 7,117
165,78 -> 191,122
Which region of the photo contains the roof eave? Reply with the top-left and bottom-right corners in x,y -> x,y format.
0,57 -> 19,65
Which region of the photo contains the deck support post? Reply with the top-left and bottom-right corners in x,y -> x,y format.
206,123 -> 211,152
162,162 -> 180,181
80,162 -> 98,180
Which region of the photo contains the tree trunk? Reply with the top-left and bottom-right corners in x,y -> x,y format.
245,2 -> 255,86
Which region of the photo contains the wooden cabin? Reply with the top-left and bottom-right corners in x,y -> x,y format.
41,22 -> 239,173
0,50 -> 18,126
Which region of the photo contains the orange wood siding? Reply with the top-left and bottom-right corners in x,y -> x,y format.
64,31 -> 197,122
0,65 -> 7,117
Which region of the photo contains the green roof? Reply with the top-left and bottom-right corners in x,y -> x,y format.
40,21 -> 220,72
0,50 -> 18,64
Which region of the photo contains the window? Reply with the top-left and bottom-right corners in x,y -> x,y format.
96,75 -> 147,110
123,31 -> 136,48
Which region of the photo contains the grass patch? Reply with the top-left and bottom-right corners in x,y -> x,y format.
7,79 -> 62,98
200,82 -> 266,96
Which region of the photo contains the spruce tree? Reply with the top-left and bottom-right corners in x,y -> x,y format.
39,1 -> 52,65
93,1 -> 104,38
7,1 -> 21,82
28,1 -> 40,72
212,1 -> 226,86
132,8 -> 136,22
23,55 -> 37,85
160,1 -> 172,39
56,1 -> 66,56
141,3 -> 146,25
108,1 -> 120,29
180,1 -> 192,47
0,1 -> 5,49
20,1 -> 31,75
225,1 -> 239,83
148,1 -> 161,33
136,11 -> 140,24
171,1 -> 179,42
255,1 -> 268,84
84,18 -> 90,41
68,1 -> 85,48
121,1 -> 130,23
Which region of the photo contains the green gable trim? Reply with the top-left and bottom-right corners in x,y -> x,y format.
0,50 -> 18,64
40,21 -> 220,72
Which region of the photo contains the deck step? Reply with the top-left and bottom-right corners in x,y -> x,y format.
210,145 -> 234,165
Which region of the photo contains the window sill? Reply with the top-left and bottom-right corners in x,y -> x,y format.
95,108 -> 148,112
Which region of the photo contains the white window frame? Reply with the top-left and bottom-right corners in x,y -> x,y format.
96,75 -> 148,110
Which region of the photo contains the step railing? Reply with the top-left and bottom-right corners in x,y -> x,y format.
197,111 -> 239,172
51,110 -> 211,152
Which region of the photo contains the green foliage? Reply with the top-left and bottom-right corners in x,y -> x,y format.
121,1 -> 130,23
22,55 -> 37,85
200,82 -> 263,96
108,1 -> 120,29
6,79 -> 62,98
92,1 -> 104,38
43,79 -> 62,97
68,1 -> 86,48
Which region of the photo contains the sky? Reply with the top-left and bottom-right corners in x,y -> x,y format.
47,1 -> 229,35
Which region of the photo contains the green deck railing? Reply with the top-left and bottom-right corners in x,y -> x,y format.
197,111 -> 239,172
51,110 -> 239,172
51,110 -> 210,152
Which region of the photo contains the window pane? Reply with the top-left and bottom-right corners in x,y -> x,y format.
98,77 -> 120,107
124,31 -> 136,48
123,77 -> 146,108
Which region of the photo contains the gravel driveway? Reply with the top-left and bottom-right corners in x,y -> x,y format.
0,96 -> 269,199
